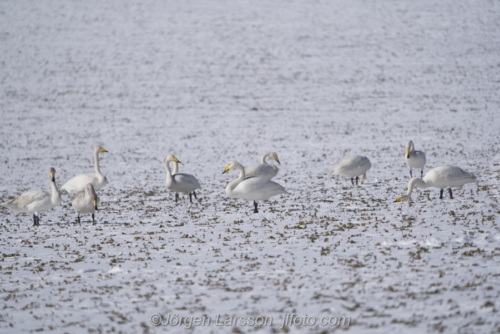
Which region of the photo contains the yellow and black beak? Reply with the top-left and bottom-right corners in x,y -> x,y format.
93,200 -> 98,210
50,173 -> 55,182
406,151 -> 411,159
222,165 -> 230,174
276,158 -> 281,165
101,148 -> 108,153
173,157 -> 181,164
395,197 -> 402,203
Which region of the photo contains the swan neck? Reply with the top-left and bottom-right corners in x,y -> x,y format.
260,153 -> 269,164
172,161 -> 179,175
164,159 -> 173,182
406,178 -> 427,196
235,163 -> 246,183
94,149 -> 102,175
50,178 -> 61,204
226,163 -> 246,195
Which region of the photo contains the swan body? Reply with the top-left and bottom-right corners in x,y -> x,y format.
2,167 -> 62,225
164,154 -> 201,203
244,152 -> 280,179
61,146 -> 108,195
223,161 -> 287,213
72,183 -> 98,224
395,166 -> 476,202
333,155 -> 372,185
405,140 -> 426,178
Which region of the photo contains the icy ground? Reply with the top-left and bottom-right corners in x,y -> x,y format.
1,0 -> 500,333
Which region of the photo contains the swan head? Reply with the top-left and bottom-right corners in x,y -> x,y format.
95,146 -> 108,154
86,183 -> 98,210
49,167 -> 56,182
222,161 -> 241,174
395,194 -> 410,202
270,152 -> 281,165
405,141 -> 414,158
164,154 -> 181,164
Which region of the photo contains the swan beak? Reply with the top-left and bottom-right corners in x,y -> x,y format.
395,197 -> 402,202
173,157 -> 181,163
406,151 -> 411,159
50,173 -> 55,182
101,148 -> 108,153
222,165 -> 230,174
276,158 -> 281,165
93,200 -> 98,210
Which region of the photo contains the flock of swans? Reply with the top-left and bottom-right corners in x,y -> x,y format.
1,140 -> 477,226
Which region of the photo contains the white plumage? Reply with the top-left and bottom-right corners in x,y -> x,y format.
61,146 -> 109,195
164,154 -> 201,203
223,160 -> 287,213
244,152 -> 280,179
333,155 -> 372,185
72,183 -> 99,224
405,140 -> 426,178
395,166 -> 476,202
2,167 -> 62,226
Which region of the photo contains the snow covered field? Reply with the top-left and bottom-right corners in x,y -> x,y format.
1,0 -> 500,333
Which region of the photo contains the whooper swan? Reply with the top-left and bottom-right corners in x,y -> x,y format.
223,161 -> 287,213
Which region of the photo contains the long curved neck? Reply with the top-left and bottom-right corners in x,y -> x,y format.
50,178 -> 61,204
164,159 -> 174,183
172,161 -> 179,175
94,149 -> 102,176
226,163 -> 246,194
260,153 -> 270,164
406,177 -> 428,196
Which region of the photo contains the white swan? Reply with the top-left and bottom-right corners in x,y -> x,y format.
2,167 -> 62,226
405,140 -> 426,178
72,183 -> 98,224
223,161 -> 287,213
333,155 -> 372,185
60,146 -> 108,195
244,152 -> 281,179
164,154 -> 201,203
395,166 -> 476,202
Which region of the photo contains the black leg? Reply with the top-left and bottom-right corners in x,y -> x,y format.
448,188 -> 453,199
77,215 -> 81,225
420,169 -> 423,178
410,169 -> 413,178
33,214 -> 37,226
92,213 -> 95,224
175,193 -> 179,203
356,176 -> 359,185
253,201 -> 259,213
351,178 -> 354,186
189,193 -> 193,203
439,189 -> 444,199
193,191 -> 198,200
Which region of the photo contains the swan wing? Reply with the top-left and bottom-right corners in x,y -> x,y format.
61,174 -> 98,194
245,164 -> 278,179
334,156 -> 371,177
232,177 -> 286,201
4,189 -> 51,213
171,173 -> 201,193
425,166 -> 476,188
